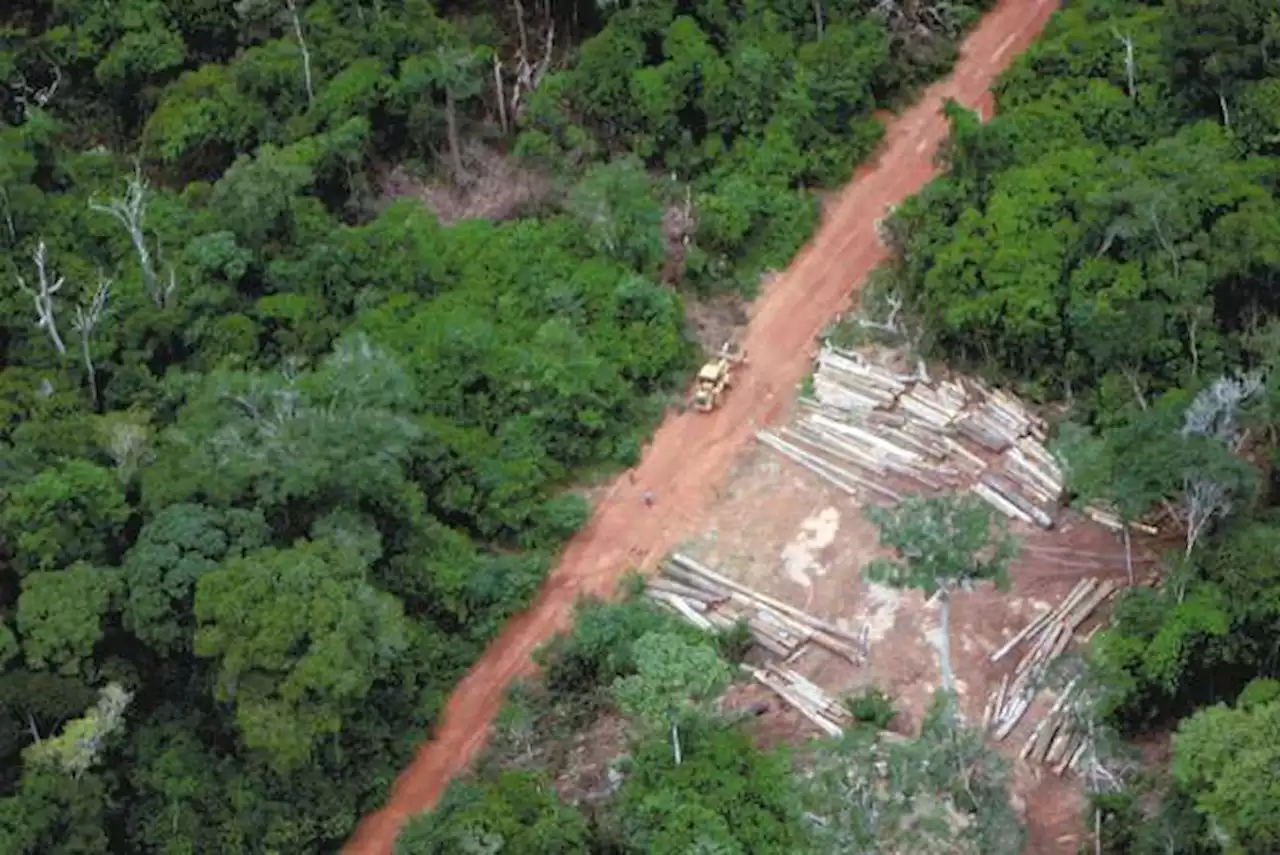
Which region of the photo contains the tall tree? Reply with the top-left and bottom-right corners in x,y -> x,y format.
612,631 -> 732,765
192,537 -> 411,771
864,495 -> 1016,704
1172,686 -> 1280,853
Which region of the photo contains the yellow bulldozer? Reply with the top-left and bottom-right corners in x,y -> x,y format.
690,342 -> 748,413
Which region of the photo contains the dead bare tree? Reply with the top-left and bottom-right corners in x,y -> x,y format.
843,285 -> 930,382
1175,372 -> 1264,555
15,241 -> 67,356
496,0 -> 556,132
10,63 -> 62,120
89,166 -> 175,309
1182,372 -> 1263,443
1180,477 -> 1231,557
72,277 -> 112,408
284,0 -> 315,106
1113,29 -> 1136,101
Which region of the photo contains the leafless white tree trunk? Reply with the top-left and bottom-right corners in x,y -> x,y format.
15,241 -> 67,356
1113,29 -> 1136,100
11,64 -> 61,120
89,166 -> 175,309
1176,372 -> 1264,554
1182,477 -> 1231,557
72,277 -> 112,408
284,0 -> 315,106
498,0 -> 555,129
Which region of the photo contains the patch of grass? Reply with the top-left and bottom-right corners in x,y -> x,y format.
844,687 -> 896,730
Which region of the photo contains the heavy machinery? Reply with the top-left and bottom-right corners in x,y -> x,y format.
690,342 -> 747,413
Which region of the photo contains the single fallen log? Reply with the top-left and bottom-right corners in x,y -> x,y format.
659,563 -> 731,598
981,471 -> 1054,530
648,591 -> 712,630
648,576 -> 728,605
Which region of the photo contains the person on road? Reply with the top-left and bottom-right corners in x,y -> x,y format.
642,490 -> 655,508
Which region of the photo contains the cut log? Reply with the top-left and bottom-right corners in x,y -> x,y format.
648,577 -> 728,605
670,554 -> 864,647
1064,579 -> 1118,632
1045,728 -> 1075,766
649,592 -> 713,630
659,563 -> 730,598
810,630 -> 864,665
993,696 -> 1031,741
757,431 -> 904,502
1063,740 -> 1088,776
1053,732 -> 1082,775
745,666 -> 844,737
993,673 -> 1010,721
981,472 -> 1054,529
972,482 -> 1036,525
1029,714 -> 1063,762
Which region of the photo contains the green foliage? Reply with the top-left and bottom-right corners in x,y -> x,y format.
864,493 -> 1016,597
519,0 -> 990,291
394,771 -> 591,855
844,686 -> 896,730
17,564 -> 122,677
537,595 -> 705,703
1172,693 -> 1280,854
613,631 -> 733,762
566,155 -> 666,276
121,502 -> 270,653
803,700 -> 1024,855
192,536 -> 411,772
606,718 -> 808,855
1,460 -> 130,574
864,493 -> 1015,696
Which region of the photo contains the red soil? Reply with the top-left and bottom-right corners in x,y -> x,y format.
344,2 -> 1061,851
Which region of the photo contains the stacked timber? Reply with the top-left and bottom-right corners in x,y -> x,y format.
809,347 -> 912,414
645,553 -> 869,665
741,663 -> 852,737
1082,502 -> 1161,536
983,578 -> 1118,742
766,346 -> 1065,524
1017,680 -> 1091,777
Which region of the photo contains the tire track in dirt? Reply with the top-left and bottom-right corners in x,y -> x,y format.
345,2 -> 1059,850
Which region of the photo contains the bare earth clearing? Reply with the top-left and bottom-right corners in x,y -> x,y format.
345,2 -> 1067,852
681,418 -> 1158,853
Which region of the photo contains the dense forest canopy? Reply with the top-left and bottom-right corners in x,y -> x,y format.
0,0 -> 998,852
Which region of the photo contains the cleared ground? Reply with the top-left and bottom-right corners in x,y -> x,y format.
680,424 -> 1160,853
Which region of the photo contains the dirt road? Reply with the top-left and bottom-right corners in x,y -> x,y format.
345,1 -> 1060,851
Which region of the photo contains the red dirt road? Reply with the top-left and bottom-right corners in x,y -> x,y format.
345,2 -> 1060,851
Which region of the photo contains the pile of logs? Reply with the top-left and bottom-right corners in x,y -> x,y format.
983,578 -> 1118,746
741,662 -> 852,737
1017,679 -> 1092,777
1082,502 -> 1161,536
760,346 -> 1065,528
646,553 -> 869,665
